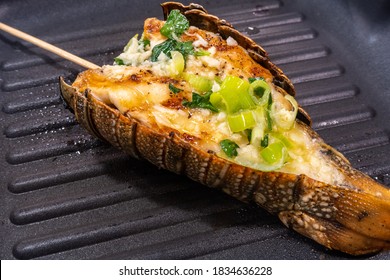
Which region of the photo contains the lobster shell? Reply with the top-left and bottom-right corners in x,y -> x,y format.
59,2 -> 390,255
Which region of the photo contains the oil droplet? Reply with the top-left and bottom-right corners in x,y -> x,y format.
244,26 -> 260,35
374,173 -> 389,185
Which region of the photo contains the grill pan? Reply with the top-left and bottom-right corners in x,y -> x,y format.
0,0 -> 389,259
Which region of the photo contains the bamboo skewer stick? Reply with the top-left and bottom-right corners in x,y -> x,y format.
0,22 -> 100,69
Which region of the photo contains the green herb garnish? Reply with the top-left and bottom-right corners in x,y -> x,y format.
248,77 -> 265,83
151,10 -> 196,62
220,139 -> 239,158
151,39 -> 176,62
182,92 -> 218,112
246,129 -> 252,142
114,58 -> 124,65
151,39 -> 194,62
266,94 -> 273,131
142,38 -> 150,48
261,134 -> 269,148
175,41 -> 194,57
160,9 -> 190,39
169,83 -> 182,94
268,92 -> 273,107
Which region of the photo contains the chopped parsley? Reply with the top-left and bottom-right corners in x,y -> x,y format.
142,38 -> 151,48
182,92 -> 218,112
267,94 -> 273,131
151,10 -> 202,62
169,83 -> 182,94
261,134 -> 269,148
220,139 -> 239,158
114,58 -> 124,65
151,39 -> 194,62
160,9 -> 190,39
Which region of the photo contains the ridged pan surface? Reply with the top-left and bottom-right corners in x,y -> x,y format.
0,0 -> 389,259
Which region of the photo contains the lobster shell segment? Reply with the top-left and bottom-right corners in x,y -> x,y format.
59,2 -> 390,255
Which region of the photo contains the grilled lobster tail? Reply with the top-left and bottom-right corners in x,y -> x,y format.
59,2 -> 390,255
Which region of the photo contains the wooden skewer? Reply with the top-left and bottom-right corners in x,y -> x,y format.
0,22 -> 100,69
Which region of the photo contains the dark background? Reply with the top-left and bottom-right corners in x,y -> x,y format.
0,0 -> 389,259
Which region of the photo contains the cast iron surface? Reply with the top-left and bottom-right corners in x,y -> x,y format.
0,0 -> 389,259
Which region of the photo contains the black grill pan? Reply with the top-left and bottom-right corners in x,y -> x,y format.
0,0 -> 389,259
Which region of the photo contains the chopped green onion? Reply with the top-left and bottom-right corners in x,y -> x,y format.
249,79 -> 271,106
220,76 -> 254,109
114,34 -> 140,65
236,149 -> 286,171
209,91 -> 231,113
214,76 -> 223,85
227,110 -> 256,133
169,83 -> 182,94
220,139 -> 239,158
260,141 -> 287,164
183,73 -> 213,93
210,76 -> 255,114
251,106 -> 265,122
168,51 -> 185,76
182,92 -> 218,112
123,34 -> 139,52
194,49 -> 211,56
220,76 -> 250,100
270,132 -> 294,149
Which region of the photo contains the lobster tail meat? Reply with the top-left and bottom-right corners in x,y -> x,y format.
59,2 -> 390,255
